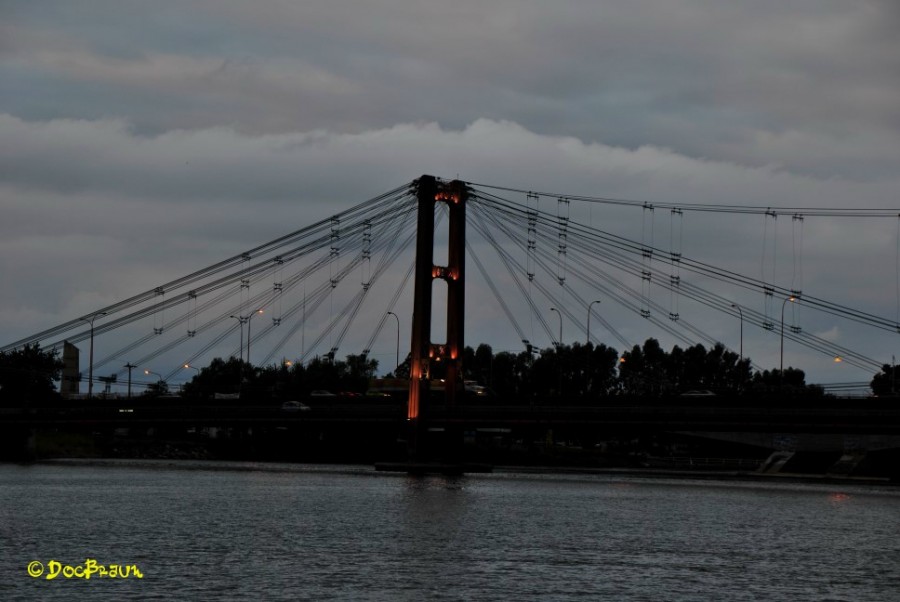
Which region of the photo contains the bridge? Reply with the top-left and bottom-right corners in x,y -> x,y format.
3,175 -> 900,470
6,400 -> 900,434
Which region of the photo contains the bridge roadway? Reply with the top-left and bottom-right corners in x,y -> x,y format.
4,400 -> 900,434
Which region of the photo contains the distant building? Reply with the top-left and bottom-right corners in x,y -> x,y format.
60,341 -> 80,399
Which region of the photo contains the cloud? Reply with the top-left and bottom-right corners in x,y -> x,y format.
3,1 -> 898,179
814,326 -> 841,343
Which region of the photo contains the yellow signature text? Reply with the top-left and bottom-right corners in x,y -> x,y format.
27,559 -> 144,580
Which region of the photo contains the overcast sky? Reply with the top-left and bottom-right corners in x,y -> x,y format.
2,0 -> 899,387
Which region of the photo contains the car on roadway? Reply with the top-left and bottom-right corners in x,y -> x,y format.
679,390 -> 717,397
281,400 -> 311,412
310,390 -> 337,397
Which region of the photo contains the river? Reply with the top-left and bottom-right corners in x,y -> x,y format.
1,461 -> 897,601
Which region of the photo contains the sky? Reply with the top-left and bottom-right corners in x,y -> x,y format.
2,0 -> 899,388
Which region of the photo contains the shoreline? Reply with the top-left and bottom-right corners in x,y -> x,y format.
11,457 -> 897,487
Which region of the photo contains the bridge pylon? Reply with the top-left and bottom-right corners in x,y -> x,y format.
407,175 -> 467,460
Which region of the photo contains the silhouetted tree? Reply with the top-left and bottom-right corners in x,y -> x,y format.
871,364 -> 900,396
618,339 -> 668,396
180,357 -> 248,400
345,353 -> 379,392
748,367 -> 823,399
666,342 -> 752,394
584,342 -> 621,398
0,344 -> 63,406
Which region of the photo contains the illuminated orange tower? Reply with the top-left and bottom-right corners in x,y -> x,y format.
407,175 -> 467,457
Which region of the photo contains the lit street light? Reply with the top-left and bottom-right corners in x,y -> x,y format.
587,300 -> 601,344
144,369 -> 164,392
81,311 -> 107,399
386,311 -> 400,371
183,363 -> 200,374
780,295 -> 797,374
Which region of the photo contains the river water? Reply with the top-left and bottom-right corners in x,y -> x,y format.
1,461 -> 897,601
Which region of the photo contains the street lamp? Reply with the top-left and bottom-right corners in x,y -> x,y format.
549,307 -> 563,397
229,315 -> 246,362
780,295 -> 796,374
144,369 -> 163,392
245,309 -> 264,366
387,311 -> 400,370
587,300 -> 601,344
731,303 -> 743,361
124,362 -> 136,399
550,307 -> 562,348
183,363 -> 200,374
81,311 -> 107,398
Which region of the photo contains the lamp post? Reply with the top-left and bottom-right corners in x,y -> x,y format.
586,300 -> 601,344
144,369 -> 163,393
124,362 -> 136,399
780,295 -> 796,374
387,311 -> 400,371
549,307 -> 563,397
229,315 -> 246,362
245,309 -> 264,367
183,364 -> 200,391
550,307 -> 562,348
731,303 -> 743,361
81,312 -> 107,399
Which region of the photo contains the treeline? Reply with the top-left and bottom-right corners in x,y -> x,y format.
451,339 -> 822,402
0,338 -> 835,406
178,355 -> 379,401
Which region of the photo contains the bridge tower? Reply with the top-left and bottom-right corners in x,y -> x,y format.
407,175 -> 467,459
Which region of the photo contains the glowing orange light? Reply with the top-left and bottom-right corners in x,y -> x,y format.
407,379 -> 420,419
434,190 -> 460,204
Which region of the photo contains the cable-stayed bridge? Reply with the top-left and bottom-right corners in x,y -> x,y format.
4,175 -> 897,394
5,174 -> 900,469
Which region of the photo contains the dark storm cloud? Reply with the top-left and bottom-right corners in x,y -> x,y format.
3,1 -> 898,179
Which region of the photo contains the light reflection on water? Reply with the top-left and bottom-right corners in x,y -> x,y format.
1,461 -> 898,601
